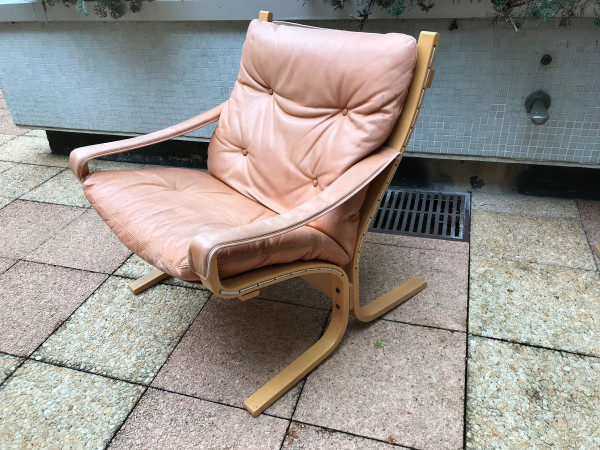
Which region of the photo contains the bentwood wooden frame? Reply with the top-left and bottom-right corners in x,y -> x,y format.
128,11 -> 440,417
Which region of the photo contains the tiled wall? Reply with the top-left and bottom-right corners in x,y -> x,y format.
0,19 -> 598,166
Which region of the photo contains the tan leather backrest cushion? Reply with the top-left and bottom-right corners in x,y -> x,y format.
208,20 -> 416,258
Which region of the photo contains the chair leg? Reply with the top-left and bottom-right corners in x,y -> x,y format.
128,268 -> 169,295
352,277 -> 426,323
243,273 -> 349,417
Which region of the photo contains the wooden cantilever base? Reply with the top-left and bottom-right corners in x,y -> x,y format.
128,268 -> 169,295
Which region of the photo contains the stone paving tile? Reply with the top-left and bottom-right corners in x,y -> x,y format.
472,192 -> 579,218
471,210 -> 595,271
28,209 -> 132,273
21,169 -> 91,207
0,135 -> 69,167
0,163 -> 62,198
261,242 -> 469,332
0,91 -> 29,136
152,295 -> 329,418
470,256 -> 600,356
115,254 -> 206,290
0,160 -> 15,172
0,360 -> 144,449
109,388 -> 288,450
88,159 -> 147,172
294,320 -> 466,450
0,257 -> 15,273
0,133 -> 17,145
0,261 -> 106,356
365,231 -> 469,254
0,200 -> 84,258
467,336 -> 600,449
282,422 -> 402,449
578,200 -> 600,270
24,129 -> 47,138
0,353 -> 23,384
35,276 -> 209,384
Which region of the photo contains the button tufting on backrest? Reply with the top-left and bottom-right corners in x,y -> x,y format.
242,149 -> 248,156
208,19 -> 417,261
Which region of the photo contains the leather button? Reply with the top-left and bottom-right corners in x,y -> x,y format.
342,108 -> 348,116
268,89 -> 273,95
312,179 -> 318,187
242,150 -> 248,156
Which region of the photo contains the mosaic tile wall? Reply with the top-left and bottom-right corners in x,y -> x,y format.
0,19 -> 598,166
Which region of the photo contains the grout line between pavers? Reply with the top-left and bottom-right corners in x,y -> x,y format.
277,310 -> 332,450
575,200 -> 600,273
104,279 -> 214,448
471,206 -> 580,221
469,332 -> 600,361
0,352 -> 28,391
364,238 -> 469,255
0,158 -> 69,170
290,419 -> 420,449
469,250 -> 597,274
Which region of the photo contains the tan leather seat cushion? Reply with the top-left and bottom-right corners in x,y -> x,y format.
209,20 -> 417,259
83,168 -> 349,280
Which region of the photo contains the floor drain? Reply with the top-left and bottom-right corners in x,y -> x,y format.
370,189 -> 471,241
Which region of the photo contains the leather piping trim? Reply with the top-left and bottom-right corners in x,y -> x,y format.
198,151 -> 400,280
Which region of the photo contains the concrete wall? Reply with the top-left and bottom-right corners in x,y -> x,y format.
0,18 -> 598,166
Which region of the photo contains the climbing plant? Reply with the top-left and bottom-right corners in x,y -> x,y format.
328,0 -> 600,30
44,0 -> 152,19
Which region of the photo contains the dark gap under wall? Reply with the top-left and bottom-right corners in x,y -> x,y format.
48,130 -> 600,201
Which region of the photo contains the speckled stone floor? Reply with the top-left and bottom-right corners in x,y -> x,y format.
0,110 -> 598,449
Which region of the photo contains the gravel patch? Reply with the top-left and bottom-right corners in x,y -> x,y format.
471,210 -> 595,271
34,276 -> 209,384
0,163 -> 62,198
0,360 -> 143,449
0,353 -> 23,384
470,256 -> 600,356
115,254 -> 206,290
467,336 -> 600,449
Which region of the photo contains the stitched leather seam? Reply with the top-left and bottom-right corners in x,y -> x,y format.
78,111 -> 222,178
200,152 -> 398,279
219,243 -> 349,266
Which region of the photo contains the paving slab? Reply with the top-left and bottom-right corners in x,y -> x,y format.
0,353 -> 23,384
115,254 -> 206,290
21,169 -> 90,207
0,135 -> 69,167
294,320 -> 466,450
0,261 -> 106,356
28,209 -> 132,273
0,163 -> 62,198
282,422 -> 402,449
0,134 -> 17,145
467,336 -> 600,449
578,200 -> 600,270
472,192 -> 579,218
0,92 -> 28,136
152,295 -> 329,418
365,231 -> 469,254
24,129 -> 47,138
35,276 -> 209,384
0,361 -> 144,449
108,388 -> 289,450
261,242 -> 468,332
470,210 -> 595,271
0,257 -> 15,273
0,200 -> 84,258
470,256 -> 600,356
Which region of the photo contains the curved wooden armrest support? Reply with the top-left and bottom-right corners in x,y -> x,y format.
189,146 -> 399,282
70,102 -> 226,180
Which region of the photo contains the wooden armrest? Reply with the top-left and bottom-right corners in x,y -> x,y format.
70,102 -> 226,180
188,146 -> 399,281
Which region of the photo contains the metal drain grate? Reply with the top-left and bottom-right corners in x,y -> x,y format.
370,189 -> 470,241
